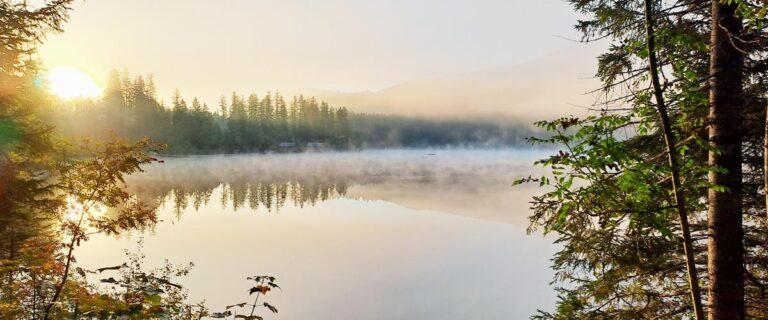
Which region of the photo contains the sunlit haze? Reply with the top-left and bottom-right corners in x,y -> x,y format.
46,67 -> 102,99
37,0 -> 592,117
8,0 -> 755,318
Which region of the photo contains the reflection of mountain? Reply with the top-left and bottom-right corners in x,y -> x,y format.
345,182 -> 537,225
125,150 -> 543,224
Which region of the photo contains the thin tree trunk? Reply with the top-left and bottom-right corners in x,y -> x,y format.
42,236 -> 77,320
765,103 -> 768,225
707,1 -> 745,319
643,1 -> 705,319
43,198 -> 93,320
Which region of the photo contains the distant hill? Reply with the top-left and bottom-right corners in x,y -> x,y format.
301,44 -> 603,124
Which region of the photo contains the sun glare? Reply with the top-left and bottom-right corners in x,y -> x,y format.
46,67 -> 102,99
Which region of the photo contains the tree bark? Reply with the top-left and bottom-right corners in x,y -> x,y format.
707,1 -> 745,319
642,1 -> 705,319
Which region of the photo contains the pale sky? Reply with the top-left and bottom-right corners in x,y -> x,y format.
38,0 -> 583,106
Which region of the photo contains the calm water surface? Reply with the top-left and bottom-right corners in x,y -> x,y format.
77,149 -> 556,319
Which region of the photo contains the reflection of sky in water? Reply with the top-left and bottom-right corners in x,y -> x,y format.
77,149 -> 556,319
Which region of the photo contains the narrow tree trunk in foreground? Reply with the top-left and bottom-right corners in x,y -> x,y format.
765,104 -> 768,226
642,2 -> 705,319
707,1 -> 745,319
43,237 -> 76,320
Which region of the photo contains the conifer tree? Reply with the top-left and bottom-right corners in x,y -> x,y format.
247,93 -> 260,121
521,0 -> 768,318
218,95 -> 228,118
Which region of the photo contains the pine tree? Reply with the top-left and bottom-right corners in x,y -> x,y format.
218,95 -> 228,118
230,92 -> 247,121
261,92 -> 274,123
120,69 -> 133,107
145,74 -> 157,101
104,70 -> 123,107
275,92 -> 289,138
171,89 -> 187,113
191,97 -> 204,113
521,0 -> 768,318
247,93 -> 260,121
289,96 -> 300,137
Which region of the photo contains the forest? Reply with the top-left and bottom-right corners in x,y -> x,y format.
4,0 -> 768,319
49,71 -> 532,154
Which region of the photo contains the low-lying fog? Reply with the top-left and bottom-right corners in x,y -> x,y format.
79,149 -> 557,319
126,149 -> 547,225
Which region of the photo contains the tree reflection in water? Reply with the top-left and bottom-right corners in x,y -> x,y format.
122,150 -> 543,224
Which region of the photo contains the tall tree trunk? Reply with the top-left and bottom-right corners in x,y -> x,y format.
707,1 -> 745,319
642,2 -> 705,319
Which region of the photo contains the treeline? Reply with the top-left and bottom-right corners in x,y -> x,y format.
350,114 -> 531,148
50,71 -> 533,154
52,71 -> 353,153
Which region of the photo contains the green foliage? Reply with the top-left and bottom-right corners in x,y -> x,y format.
519,0 -> 768,318
523,114 -> 707,318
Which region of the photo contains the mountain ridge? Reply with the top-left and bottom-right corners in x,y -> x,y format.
295,44 -> 604,123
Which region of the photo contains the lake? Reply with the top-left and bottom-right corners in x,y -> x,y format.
75,149 -> 556,319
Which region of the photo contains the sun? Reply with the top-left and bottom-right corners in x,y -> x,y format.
46,67 -> 102,99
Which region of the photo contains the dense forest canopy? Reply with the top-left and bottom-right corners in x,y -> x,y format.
49,70 -> 535,154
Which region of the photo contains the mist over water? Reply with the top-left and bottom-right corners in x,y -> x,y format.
126,149 -> 545,223
78,149 -> 556,319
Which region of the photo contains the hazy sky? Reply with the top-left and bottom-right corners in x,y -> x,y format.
38,0 -> 582,104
